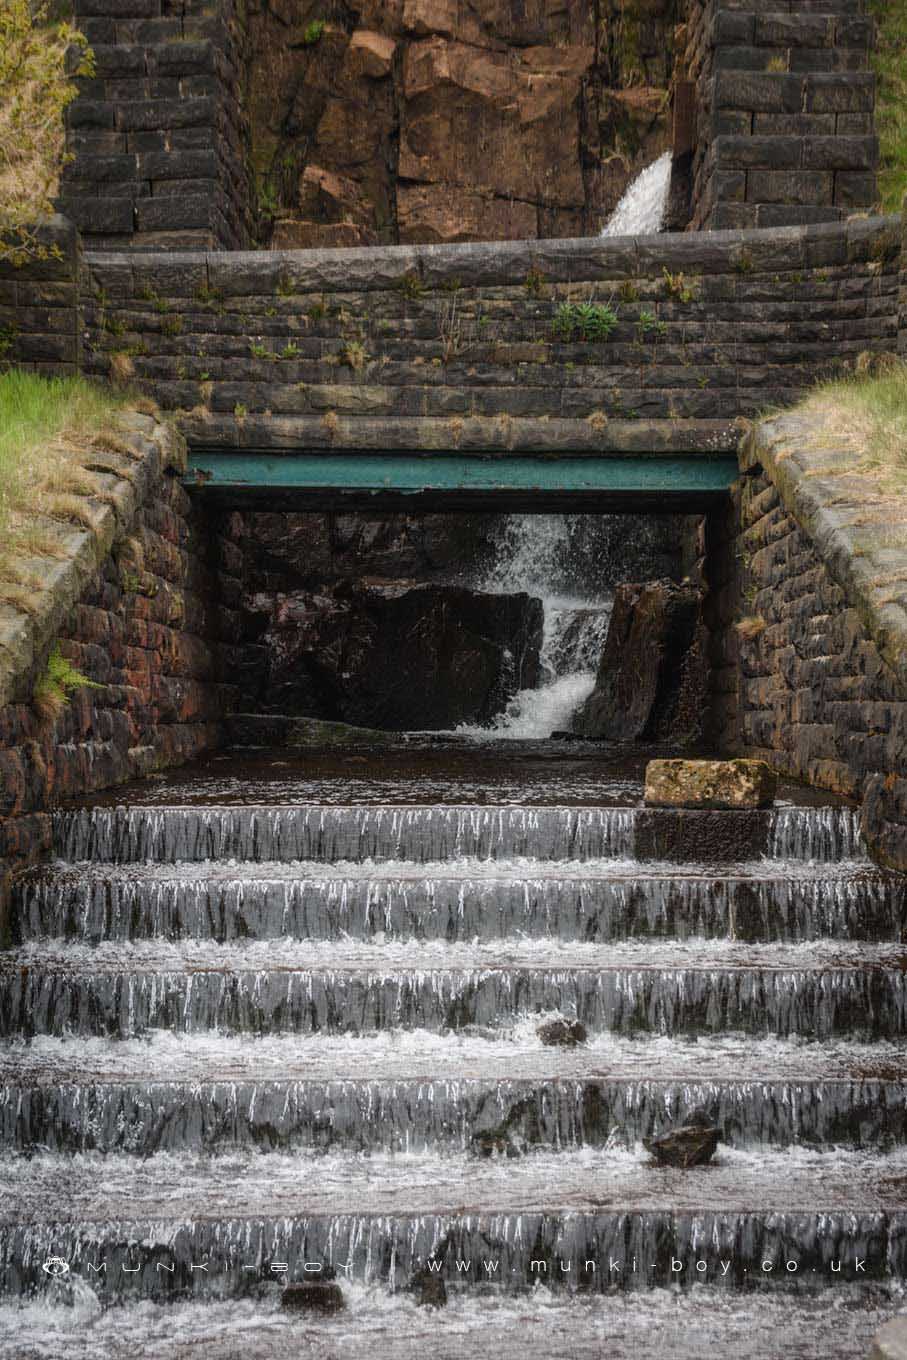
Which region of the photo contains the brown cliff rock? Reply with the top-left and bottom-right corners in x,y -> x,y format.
247,0 -> 680,246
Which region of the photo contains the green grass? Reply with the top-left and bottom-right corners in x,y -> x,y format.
0,370 -> 128,606
868,0 -> 907,212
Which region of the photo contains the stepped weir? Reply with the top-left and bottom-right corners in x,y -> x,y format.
1,742 -> 907,1356
2,0 -> 907,1353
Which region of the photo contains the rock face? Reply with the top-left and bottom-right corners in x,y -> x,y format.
239,512 -> 496,590
571,580 -> 705,743
644,759 -> 778,811
246,0 -> 681,245
244,581 -> 543,730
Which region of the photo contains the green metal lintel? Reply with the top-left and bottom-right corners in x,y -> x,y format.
184,453 -> 739,508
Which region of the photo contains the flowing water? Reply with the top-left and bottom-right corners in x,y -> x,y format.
456,515 -> 612,739
601,151 -> 673,237
1,747 -> 906,1355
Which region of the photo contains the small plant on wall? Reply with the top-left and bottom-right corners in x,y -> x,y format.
552,302 -> 618,343
33,645 -> 101,722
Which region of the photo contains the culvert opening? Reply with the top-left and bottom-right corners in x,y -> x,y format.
227,507 -> 706,746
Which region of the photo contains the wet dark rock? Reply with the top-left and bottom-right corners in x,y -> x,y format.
537,1018 -> 587,1047
470,1124 -> 522,1157
571,579 -> 705,743
240,513 -> 496,591
643,1111 -> 721,1169
281,1272 -> 345,1314
245,581 -> 543,731
409,1266 -> 448,1309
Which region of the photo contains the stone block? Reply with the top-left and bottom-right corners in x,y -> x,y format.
715,136 -> 800,169
114,95 -> 216,131
834,171 -> 877,208
746,170 -> 835,204
803,136 -> 878,170
714,71 -> 804,113
754,14 -> 835,48
90,43 -> 147,77
64,196 -> 135,233
713,11 -> 754,44
135,195 -> 215,231
804,73 -> 874,113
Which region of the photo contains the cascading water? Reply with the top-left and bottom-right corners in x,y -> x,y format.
455,515 -> 612,739
601,151 -> 673,237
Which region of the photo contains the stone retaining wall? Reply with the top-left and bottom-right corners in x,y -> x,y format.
0,218 -> 81,378
77,215 -> 900,454
687,0 -> 877,232
0,415 -> 240,934
59,0 -> 251,250
706,409 -> 907,871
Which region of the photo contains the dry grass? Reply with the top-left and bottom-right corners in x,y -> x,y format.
0,370 -> 129,612
736,615 -> 767,640
799,357 -> 907,495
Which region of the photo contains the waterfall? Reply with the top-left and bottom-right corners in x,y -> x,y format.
456,515 -> 612,739
601,151 -> 672,237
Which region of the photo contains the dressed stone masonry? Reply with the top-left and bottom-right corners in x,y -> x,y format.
686,0 -> 878,231
59,0 -> 251,250
77,215 -> 900,455
0,413 -> 241,936
706,405 -> 907,871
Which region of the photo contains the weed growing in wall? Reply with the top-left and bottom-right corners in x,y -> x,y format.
33,645 -> 101,722
552,302 -> 618,343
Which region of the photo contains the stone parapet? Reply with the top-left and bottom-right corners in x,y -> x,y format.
706,404 -> 907,871
0,412 -> 241,936
75,215 -> 901,449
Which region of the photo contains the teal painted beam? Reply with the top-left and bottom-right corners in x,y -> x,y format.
185,454 -> 739,508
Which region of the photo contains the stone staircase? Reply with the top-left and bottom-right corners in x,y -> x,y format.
1,780 -> 906,1356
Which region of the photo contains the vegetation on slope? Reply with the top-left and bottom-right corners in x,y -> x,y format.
868,0 -> 907,213
0,370 -> 133,612
0,0 -> 92,263
801,358 -> 907,492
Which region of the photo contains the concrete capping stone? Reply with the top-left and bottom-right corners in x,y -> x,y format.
741,412 -> 907,690
82,216 -> 900,298
0,416 -> 187,711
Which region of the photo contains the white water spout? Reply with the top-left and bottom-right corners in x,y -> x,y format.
456,516 -> 611,741
601,151 -> 672,237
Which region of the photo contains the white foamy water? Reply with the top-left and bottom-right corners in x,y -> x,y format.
456,516 -> 611,740
601,151 -> 672,237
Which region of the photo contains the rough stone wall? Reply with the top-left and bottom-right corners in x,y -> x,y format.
77,215 -> 900,454
60,0 -> 252,249
688,0 -> 877,231
248,0 -> 682,248
0,420 -> 241,931
0,218 -> 81,378
705,426 -> 907,871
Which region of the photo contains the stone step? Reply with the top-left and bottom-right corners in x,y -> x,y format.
5,1144 -> 907,1225
2,939 -> 904,1039
16,858 -> 900,944
51,803 -> 865,865
0,1286 -> 899,1360
1,1153 -> 906,1299
3,1058 -> 905,1156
